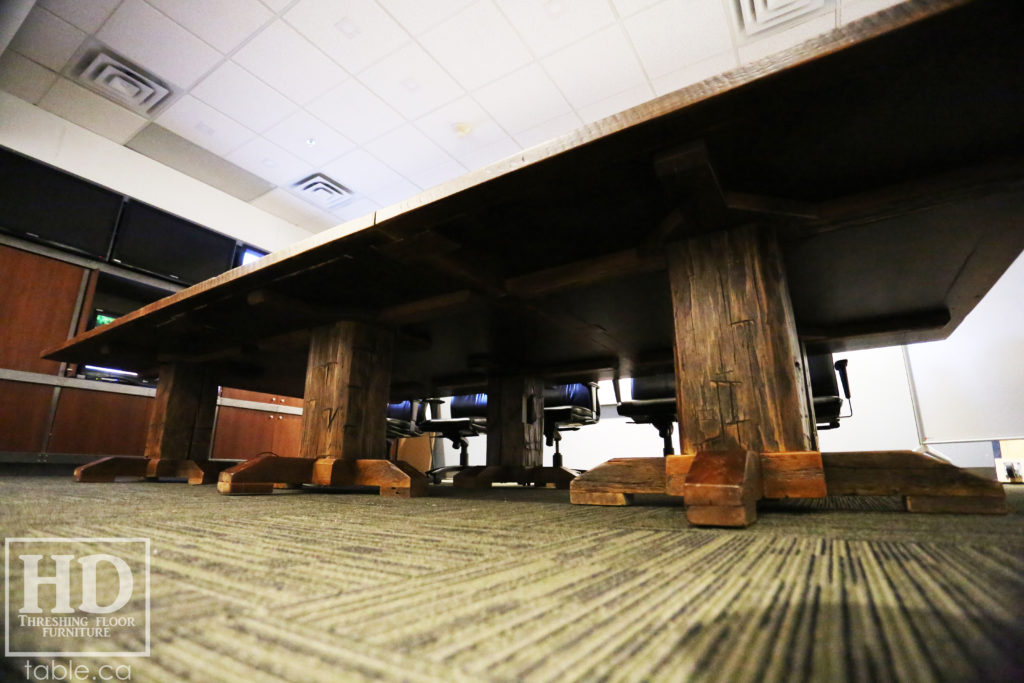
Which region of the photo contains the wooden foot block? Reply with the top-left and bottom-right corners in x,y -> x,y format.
353,460 -> 428,498
569,457 -> 666,504
761,451 -> 826,499
529,466 -> 577,489
684,450 -> 762,527
665,454 -> 695,496
686,498 -> 758,527
569,490 -> 634,506
217,455 -> 316,495
74,456 -> 149,482
905,494 -> 1008,515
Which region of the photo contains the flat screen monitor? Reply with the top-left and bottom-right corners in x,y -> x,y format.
0,147 -> 122,258
111,201 -> 237,285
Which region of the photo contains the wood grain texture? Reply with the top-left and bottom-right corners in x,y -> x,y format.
822,451 -> 1005,499
486,374 -> 544,468
570,457 -> 667,497
74,456 -> 149,482
144,363 -> 218,461
667,226 -> 812,455
665,454 -> 696,496
0,245 -> 83,374
0,380 -> 54,452
760,451 -> 827,499
684,449 -> 763,527
299,321 -> 394,460
48,388 -> 152,456
210,406 -> 277,460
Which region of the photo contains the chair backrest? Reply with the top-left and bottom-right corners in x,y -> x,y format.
808,353 -> 839,399
386,400 -> 426,422
451,393 -> 488,419
543,383 -> 597,411
631,374 -> 676,401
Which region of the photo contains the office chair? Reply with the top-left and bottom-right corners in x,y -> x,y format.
543,382 -> 600,468
616,374 -> 678,456
385,400 -> 426,439
809,354 -> 852,430
420,393 -> 488,483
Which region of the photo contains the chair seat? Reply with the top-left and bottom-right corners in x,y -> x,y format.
617,397 -> 676,421
544,405 -> 597,429
420,417 -> 487,438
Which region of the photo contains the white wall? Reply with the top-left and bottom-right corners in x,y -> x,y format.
0,91 -> 314,252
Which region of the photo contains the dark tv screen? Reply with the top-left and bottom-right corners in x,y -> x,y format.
111,202 -> 237,285
0,147 -> 122,258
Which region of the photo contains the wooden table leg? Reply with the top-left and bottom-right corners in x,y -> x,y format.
217,320 -> 428,497
74,363 -> 220,484
451,373 -> 569,489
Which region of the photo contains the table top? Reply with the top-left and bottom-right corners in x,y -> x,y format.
45,0 -> 1024,399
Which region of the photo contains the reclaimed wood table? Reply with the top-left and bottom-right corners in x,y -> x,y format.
45,0 -> 1021,525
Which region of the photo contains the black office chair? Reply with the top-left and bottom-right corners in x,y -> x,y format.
420,393 -> 488,483
616,374 -> 678,456
543,382 -> 600,469
385,400 -> 426,439
809,354 -> 851,430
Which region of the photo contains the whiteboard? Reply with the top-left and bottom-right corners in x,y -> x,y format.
906,250 -> 1024,442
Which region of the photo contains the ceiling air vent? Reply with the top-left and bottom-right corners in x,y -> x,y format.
293,173 -> 354,209
78,51 -> 171,114
735,0 -> 831,38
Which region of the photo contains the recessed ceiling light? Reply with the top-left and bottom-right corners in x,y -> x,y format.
453,122 -> 473,137
305,137 -> 317,147
335,17 -> 361,38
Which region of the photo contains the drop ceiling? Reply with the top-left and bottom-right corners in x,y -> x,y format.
0,0 -> 901,236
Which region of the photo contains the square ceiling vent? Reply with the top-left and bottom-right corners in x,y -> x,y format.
735,0 -> 833,38
77,51 -> 171,115
293,173 -> 355,209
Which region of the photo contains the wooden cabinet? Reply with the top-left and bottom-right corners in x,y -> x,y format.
0,380 -> 54,452
48,388 -> 152,455
211,406 -> 301,460
0,245 -> 84,374
221,387 -> 303,408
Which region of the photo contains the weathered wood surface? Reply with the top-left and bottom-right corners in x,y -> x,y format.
668,226 -> 813,455
822,451 -> 1005,498
487,374 -> 544,469
684,449 -> 763,527
665,454 -> 695,496
217,454 -> 427,497
74,455 -> 223,484
761,451 -> 828,499
299,321 -> 394,460
144,363 -> 218,461
570,457 -> 667,499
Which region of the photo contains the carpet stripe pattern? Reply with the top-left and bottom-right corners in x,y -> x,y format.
2,477 -> 1022,681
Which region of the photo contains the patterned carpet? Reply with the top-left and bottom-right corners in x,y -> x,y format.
2,473 -> 1023,682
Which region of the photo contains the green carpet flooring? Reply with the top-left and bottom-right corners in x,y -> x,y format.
2,475 -> 1022,682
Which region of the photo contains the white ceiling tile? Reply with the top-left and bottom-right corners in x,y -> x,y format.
376,0 -> 474,36
264,110 -> 356,166
97,0 -> 222,89
192,61 -> 295,132
252,187 -> 340,229
10,6 -> 85,72
415,96 -> 517,167
651,51 -> 738,96
258,0 -> 295,12
496,0 -> 616,57
542,25 -> 649,110
841,0 -> 905,25
0,51 -> 59,104
38,0 -> 120,33
364,125 -> 457,178
611,0 -> 662,18
406,159 -> 467,190
474,64 -> 572,135
227,137 -> 313,186
307,79 -> 403,145
576,82 -> 654,123
285,0 -> 409,74
321,149 -> 405,195
146,0 -> 274,53
738,13 -> 835,64
358,43 -> 463,120
329,197 -> 379,223
458,136 -> 521,169
367,178 -> 420,207
421,1 -> 531,91
624,0 -> 734,80
233,20 -> 349,105
156,94 -> 255,155
513,111 -> 583,148
39,78 -> 148,144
